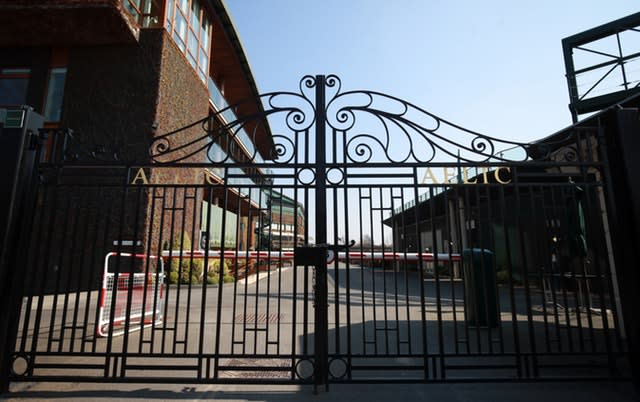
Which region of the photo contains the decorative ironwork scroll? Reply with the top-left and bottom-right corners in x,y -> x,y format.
148,75 -> 568,166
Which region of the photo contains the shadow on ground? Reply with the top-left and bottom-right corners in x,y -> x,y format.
4,381 -> 638,402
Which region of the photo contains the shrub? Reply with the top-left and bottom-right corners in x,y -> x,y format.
164,231 -> 204,284
180,269 -> 201,284
168,271 -> 179,284
191,258 -> 204,278
206,259 -> 233,284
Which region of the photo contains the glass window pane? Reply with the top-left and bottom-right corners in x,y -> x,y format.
190,0 -> 201,29
124,0 -> 140,18
187,53 -> 197,69
142,0 -> 152,14
188,28 -> 199,58
0,68 -> 30,106
1,68 -> 30,74
166,0 -> 174,24
173,29 -> 186,51
175,11 -> 187,41
178,0 -> 188,12
43,68 -> 67,122
199,47 -> 208,73
200,18 -> 210,51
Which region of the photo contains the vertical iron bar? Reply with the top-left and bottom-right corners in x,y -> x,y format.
213,169 -> 230,379
472,185 -> 482,354
547,186 -> 563,352
313,74 -> 329,390
498,185 -> 522,377
263,186 -> 273,356
558,186 -> 575,352
514,176 -> 539,377
412,178 -> 428,380
461,186 -> 472,354
17,174 -> 48,353
0,129 -> 43,392
444,185 -> 459,355
536,184 -> 553,354
596,125 -> 625,356
120,184 -> 145,377
47,193 -> 73,353
429,184 -> 446,378
359,187 -> 367,354
139,185 -> 159,354
104,168 -> 131,377
386,186 -> 400,356
342,166 -> 352,379
485,182 -> 501,354
158,187 -> 171,354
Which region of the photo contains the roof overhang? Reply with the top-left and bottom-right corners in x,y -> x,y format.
530,90 -> 640,157
206,0 -> 275,160
0,0 -> 139,46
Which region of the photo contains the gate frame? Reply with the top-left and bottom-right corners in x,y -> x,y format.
1,76 -> 638,392
0,118 -> 45,393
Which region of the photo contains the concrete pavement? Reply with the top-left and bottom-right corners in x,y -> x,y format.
3,380 -> 638,401
6,264 -> 636,400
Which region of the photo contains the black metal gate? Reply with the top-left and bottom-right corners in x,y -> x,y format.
1,75 -> 630,390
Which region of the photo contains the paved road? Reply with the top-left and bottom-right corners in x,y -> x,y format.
8,262 -> 628,386
5,380 -> 638,401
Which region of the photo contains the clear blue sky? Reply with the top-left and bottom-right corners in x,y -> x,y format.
226,1 -> 638,143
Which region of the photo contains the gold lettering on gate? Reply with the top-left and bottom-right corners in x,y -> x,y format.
443,167 -> 456,184
462,167 -> 477,184
131,168 -> 149,185
420,166 -> 513,185
204,170 -> 218,185
494,166 -> 512,184
422,168 -> 440,184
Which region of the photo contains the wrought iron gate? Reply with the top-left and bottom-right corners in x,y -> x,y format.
1,75 -> 630,390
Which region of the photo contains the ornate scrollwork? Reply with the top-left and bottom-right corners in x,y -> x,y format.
150,76 -> 317,165
39,128 -> 121,163
148,75 -> 549,167
324,82 -> 531,163
271,134 -> 296,164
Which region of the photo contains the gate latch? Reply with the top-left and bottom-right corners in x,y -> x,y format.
294,245 -> 327,266
294,240 -> 355,266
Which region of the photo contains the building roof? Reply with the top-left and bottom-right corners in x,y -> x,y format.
530,89 -> 640,156
208,0 -> 275,160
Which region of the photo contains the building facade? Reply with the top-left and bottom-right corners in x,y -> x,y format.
0,0 -> 274,290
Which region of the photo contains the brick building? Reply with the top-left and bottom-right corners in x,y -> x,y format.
0,0 -> 274,291
259,189 -> 305,251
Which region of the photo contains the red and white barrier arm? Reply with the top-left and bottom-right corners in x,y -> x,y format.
161,250 -> 296,261
332,251 -> 461,264
160,250 -> 460,264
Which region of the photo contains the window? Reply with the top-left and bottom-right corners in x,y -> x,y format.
164,0 -> 212,84
43,68 -> 67,122
0,68 -> 30,106
165,0 -> 174,30
124,0 -> 142,19
174,10 -> 187,51
123,0 -> 162,27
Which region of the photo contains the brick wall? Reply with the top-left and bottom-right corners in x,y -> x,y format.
21,29 -> 216,292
